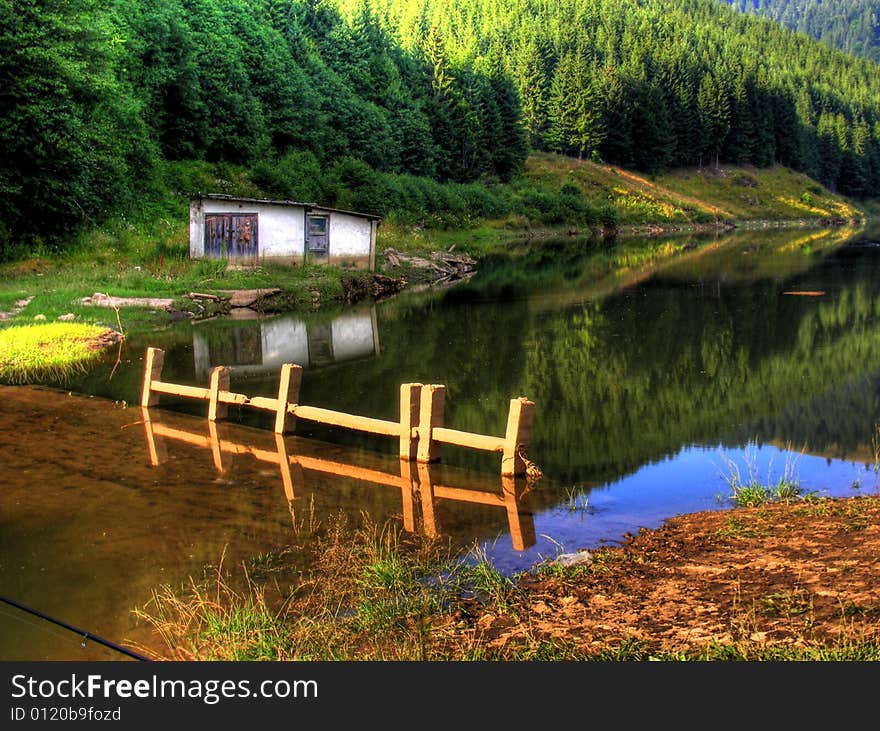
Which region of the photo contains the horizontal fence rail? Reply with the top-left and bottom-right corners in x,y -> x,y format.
141,347 -> 537,477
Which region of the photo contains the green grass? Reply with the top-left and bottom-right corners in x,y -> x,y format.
718,443 -> 810,508
729,477 -> 804,508
518,153 -> 865,227
0,247 -> 370,334
0,322 -> 116,383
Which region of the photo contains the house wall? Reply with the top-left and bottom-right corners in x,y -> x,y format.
190,199 -> 306,263
322,209 -> 374,267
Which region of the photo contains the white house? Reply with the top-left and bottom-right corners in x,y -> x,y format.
189,193 -> 380,269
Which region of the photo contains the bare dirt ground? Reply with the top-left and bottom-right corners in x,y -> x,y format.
464,495 -> 880,656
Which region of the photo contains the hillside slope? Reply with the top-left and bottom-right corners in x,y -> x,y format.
519,152 -> 863,227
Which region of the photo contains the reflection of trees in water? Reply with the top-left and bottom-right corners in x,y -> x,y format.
729,375 -> 880,463
523,248 -> 880,482
39,229 -> 880,485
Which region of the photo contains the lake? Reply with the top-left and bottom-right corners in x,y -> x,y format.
3,223 -> 880,659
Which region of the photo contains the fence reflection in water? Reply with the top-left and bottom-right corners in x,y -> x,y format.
141,407 -> 537,551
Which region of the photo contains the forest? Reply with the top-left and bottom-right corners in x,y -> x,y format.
2,0 -> 879,256
722,0 -> 880,63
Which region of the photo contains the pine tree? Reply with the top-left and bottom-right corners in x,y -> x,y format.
698,72 -> 731,168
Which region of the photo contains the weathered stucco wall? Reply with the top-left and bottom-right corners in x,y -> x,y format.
322,210 -> 375,267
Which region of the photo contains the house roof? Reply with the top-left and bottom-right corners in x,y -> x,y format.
188,192 -> 382,221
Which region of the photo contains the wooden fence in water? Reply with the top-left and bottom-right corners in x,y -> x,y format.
140,346 -> 536,477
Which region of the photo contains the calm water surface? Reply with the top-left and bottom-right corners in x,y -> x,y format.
4,224 -> 880,659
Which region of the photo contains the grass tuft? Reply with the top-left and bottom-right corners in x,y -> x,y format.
0,322 -> 119,383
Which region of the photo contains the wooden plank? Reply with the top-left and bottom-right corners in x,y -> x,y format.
417,385 -> 445,463
216,392 -> 279,411
398,383 -> 422,460
218,391 -> 250,406
208,366 -> 230,421
432,427 -> 505,453
151,381 -> 211,400
291,405 -> 400,437
275,364 -> 302,434
141,347 -> 165,407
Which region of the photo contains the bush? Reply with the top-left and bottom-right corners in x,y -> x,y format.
252,150 -> 327,203
599,203 -> 619,228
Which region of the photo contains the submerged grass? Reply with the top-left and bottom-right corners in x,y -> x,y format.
0,322 -> 118,384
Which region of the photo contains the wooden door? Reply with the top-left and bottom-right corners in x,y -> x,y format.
205,213 -> 258,259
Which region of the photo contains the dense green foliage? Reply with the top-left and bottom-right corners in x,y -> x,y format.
0,0 -> 526,256
723,1 -> 880,63
336,0 -> 880,191
2,0 -> 879,257
0,0 -> 156,250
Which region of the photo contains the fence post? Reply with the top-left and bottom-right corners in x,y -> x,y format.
141,347 -> 165,407
208,366 -> 230,422
417,384 -> 445,463
501,397 -> 535,476
399,383 -> 422,461
207,420 -> 225,472
275,363 -> 303,434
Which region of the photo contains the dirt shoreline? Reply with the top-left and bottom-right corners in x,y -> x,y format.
457,494 -> 880,657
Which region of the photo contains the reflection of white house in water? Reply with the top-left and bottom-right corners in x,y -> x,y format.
192,308 -> 380,377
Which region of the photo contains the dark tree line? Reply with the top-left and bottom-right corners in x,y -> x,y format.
2,0 -> 880,253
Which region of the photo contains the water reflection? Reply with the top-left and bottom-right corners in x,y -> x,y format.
192,307 -> 380,377
141,407 -> 536,551
0,386 -> 541,660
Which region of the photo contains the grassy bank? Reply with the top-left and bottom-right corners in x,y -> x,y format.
131,500 -> 880,662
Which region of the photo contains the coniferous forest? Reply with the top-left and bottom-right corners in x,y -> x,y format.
723,0 -> 880,63
1,0 -> 879,253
